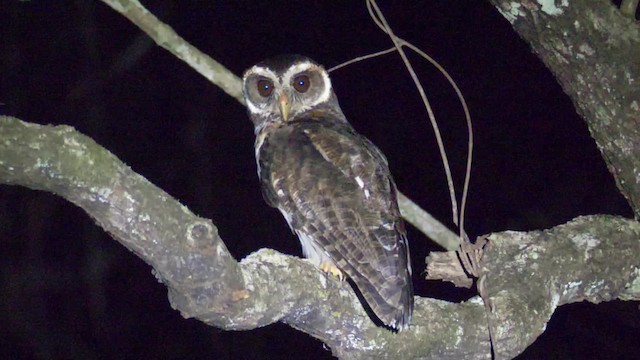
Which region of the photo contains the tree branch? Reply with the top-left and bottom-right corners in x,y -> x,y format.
397,192 -> 459,250
478,215 -> 640,359
490,0 -> 640,219
0,116 -> 488,358
2,116 -> 639,358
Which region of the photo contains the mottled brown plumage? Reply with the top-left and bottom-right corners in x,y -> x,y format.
243,55 -> 413,329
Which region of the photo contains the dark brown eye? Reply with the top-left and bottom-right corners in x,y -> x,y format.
293,75 -> 310,93
257,79 -> 274,97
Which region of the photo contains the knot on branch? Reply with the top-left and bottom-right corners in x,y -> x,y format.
186,220 -> 218,249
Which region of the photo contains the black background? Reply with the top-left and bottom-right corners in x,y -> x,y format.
1,1 -> 638,359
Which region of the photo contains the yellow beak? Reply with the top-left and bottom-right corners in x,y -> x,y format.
279,92 -> 290,122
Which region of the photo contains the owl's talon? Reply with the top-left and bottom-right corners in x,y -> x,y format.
320,262 -> 345,281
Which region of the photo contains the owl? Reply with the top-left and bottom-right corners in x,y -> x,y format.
242,55 -> 413,330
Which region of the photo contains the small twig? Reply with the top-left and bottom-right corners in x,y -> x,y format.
397,40 -> 474,246
367,0 -> 460,227
328,47 -> 397,72
365,0 -> 476,271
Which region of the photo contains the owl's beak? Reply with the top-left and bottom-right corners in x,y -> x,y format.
278,92 -> 290,122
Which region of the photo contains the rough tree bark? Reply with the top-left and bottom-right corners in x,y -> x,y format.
490,0 -> 640,218
478,0 -> 640,357
1,1 -> 639,359
1,116 -> 638,359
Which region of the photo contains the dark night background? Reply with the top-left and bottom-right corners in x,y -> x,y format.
1,1 -> 638,359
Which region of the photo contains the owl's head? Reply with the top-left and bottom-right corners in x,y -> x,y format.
242,55 -> 344,130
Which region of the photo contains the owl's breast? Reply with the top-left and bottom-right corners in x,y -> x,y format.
255,119 -> 397,220
257,122 -> 348,195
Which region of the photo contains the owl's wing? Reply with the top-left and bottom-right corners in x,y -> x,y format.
258,120 -> 413,329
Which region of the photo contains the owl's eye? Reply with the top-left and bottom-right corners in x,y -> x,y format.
293,75 -> 310,93
257,79 -> 274,97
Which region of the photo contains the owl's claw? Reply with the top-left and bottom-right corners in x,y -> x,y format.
320,262 -> 345,281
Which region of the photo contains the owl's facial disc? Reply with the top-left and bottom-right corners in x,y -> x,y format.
243,60 -> 332,124
281,62 -> 332,118
243,67 -> 278,120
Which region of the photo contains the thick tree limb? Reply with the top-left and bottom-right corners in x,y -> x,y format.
0,116 -> 488,358
2,116 -> 639,359
429,216 -> 640,359
490,0 -> 640,219
478,215 -> 640,359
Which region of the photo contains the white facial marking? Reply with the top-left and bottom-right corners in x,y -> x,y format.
244,61 -> 334,123
282,61 -> 332,111
248,66 -> 273,78
244,66 -> 278,117
246,97 -> 266,116
282,61 -> 314,79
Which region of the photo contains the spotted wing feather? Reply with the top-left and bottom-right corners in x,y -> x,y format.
257,118 -> 413,329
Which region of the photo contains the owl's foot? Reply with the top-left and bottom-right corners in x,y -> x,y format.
320,262 -> 345,281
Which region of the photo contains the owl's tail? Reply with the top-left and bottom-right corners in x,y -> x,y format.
357,269 -> 413,330
345,244 -> 414,331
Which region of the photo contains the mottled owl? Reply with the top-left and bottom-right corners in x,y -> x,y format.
242,55 -> 413,330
